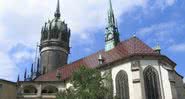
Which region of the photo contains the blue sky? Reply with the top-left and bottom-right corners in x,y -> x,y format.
0,0 -> 184,82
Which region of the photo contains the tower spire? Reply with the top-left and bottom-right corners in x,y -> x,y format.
105,0 -> 120,51
54,0 -> 61,18
108,0 -> 115,26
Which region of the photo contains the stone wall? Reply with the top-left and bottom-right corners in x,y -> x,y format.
0,79 -> 17,99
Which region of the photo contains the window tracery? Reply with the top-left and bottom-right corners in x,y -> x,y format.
116,70 -> 129,99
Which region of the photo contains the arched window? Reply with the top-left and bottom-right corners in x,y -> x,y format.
144,66 -> 161,99
23,85 -> 37,95
116,70 -> 129,99
41,85 -> 58,94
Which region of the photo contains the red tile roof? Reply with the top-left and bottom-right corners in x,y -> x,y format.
35,37 -> 159,81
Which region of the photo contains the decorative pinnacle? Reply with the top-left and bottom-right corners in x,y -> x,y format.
133,33 -> 136,38
154,42 -> 161,54
31,63 -> 34,74
17,74 -> 20,82
54,0 -> 61,18
155,43 -> 161,50
24,68 -> 27,80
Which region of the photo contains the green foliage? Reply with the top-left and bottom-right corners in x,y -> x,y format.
56,87 -> 75,99
57,66 -> 113,99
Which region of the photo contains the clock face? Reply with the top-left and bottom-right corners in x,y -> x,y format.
107,33 -> 113,40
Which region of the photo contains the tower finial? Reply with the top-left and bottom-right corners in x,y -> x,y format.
54,0 -> 61,18
109,0 -> 113,13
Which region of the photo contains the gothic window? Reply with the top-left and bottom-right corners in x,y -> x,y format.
144,66 -> 161,99
116,70 -> 129,99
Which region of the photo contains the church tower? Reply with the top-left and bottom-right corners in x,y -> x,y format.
105,0 -> 120,51
40,0 -> 70,74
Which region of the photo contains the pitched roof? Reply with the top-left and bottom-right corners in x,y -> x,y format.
35,37 -> 159,81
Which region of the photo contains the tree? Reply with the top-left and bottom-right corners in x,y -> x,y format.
57,66 -> 113,99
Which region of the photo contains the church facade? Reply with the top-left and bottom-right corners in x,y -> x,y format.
0,0 -> 185,99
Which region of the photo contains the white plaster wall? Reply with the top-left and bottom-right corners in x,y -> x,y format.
111,62 -> 135,99
133,82 -> 142,99
132,69 -> 143,99
140,60 -> 159,70
132,71 -> 140,80
160,66 -> 173,99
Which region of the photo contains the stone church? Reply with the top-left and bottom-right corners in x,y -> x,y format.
0,0 -> 185,99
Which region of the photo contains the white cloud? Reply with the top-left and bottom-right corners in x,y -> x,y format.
0,0 -> 174,46
0,52 -> 18,81
166,0 -> 176,6
144,0 -> 176,10
137,22 -> 176,36
168,43 -> 185,52
0,0 -> 176,81
136,22 -> 177,44
183,78 -> 185,83
12,51 -> 34,64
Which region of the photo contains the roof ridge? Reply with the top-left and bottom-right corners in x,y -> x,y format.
45,37 -> 150,71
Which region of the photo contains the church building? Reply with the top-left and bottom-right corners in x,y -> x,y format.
0,0 -> 185,99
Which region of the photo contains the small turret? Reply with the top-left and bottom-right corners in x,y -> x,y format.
98,54 -> 104,64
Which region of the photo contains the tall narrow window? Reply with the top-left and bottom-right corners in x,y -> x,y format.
144,66 -> 161,99
116,70 -> 129,99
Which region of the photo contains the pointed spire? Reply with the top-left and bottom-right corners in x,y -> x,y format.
54,0 -> 61,18
109,0 -> 113,14
17,74 -> 20,82
36,58 -> 40,76
108,0 -> 115,26
31,63 -> 34,74
24,68 -> 27,81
